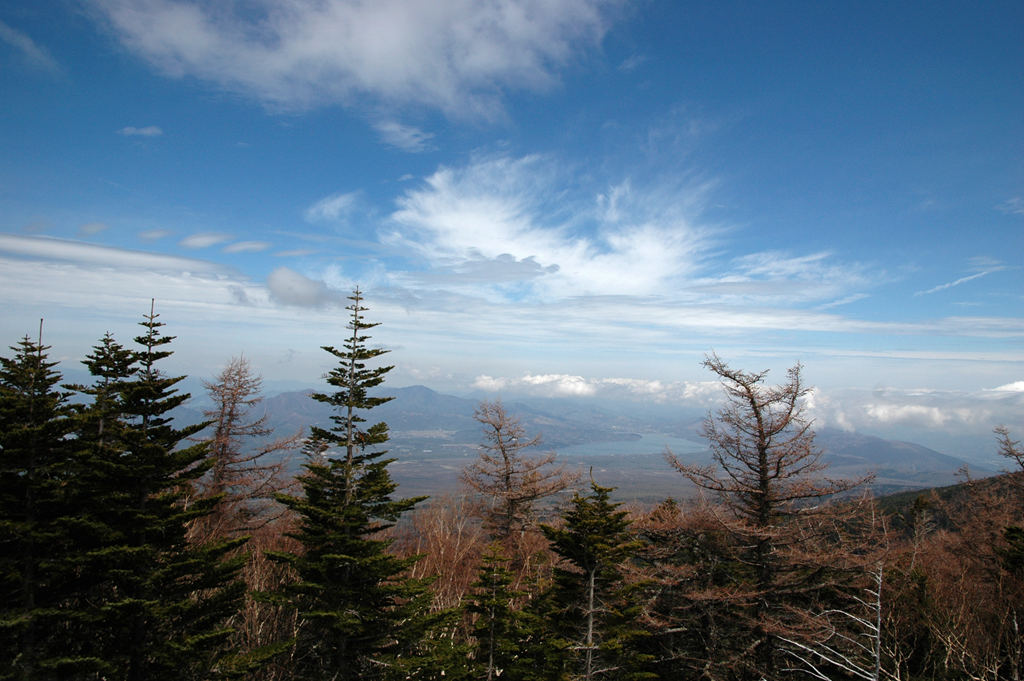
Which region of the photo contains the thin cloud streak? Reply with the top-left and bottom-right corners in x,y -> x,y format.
118,125 -> 163,136
915,269 -> 996,296
0,234 -> 227,274
0,20 -> 60,73
180,233 -> 232,249
223,241 -> 270,253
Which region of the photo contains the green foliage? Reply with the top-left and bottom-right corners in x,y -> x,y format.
0,331 -> 81,679
72,305 -> 247,680
536,480 -> 653,681
1002,526 -> 1024,574
634,500 -> 753,681
270,289 -> 436,680
468,543 -> 541,680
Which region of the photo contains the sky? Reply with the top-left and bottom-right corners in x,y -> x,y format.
1,1 -> 1021,457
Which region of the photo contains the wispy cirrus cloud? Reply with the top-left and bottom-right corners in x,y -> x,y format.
617,53 -> 646,72
690,251 -> 873,306
304,191 -> 359,223
389,154 -> 712,297
915,269 -> 999,296
386,154 -> 880,309
997,197 -> 1024,216
373,120 -> 434,152
89,0 -> 620,118
0,20 -> 60,74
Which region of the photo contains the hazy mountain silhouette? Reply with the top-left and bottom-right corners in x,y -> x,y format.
177,385 -> 989,499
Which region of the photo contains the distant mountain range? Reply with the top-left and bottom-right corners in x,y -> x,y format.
179,385 -> 988,501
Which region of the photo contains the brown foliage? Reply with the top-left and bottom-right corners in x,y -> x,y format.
901,467 -> 1024,679
462,400 -> 579,544
190,356 -> 302,542
664,355 -> 872,677
392,494 -> 489,614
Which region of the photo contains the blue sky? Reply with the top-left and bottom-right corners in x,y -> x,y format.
1,1 -> 1021,454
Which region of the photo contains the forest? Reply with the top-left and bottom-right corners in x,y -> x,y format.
2,289 -> 1022,681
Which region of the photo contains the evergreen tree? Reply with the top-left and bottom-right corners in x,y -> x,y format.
0,328 -> 78,679
468,543 -> 540,680
537,481 -> 652,681
634,499 -> 749,681
69,306 -> 246,680
271,288 -> 436,680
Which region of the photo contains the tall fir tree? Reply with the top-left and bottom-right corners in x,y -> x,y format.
68,305 -> 246,680
536,480 -> 652,681
271,288 -> 437,680
0,327 -> 78,679
468,543 -> 541,681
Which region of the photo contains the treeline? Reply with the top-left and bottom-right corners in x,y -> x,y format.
2,290 -> 1022,681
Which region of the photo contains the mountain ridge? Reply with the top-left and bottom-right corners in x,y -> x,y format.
218,384 -> 991,499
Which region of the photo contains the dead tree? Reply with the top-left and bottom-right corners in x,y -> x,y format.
192,356 -> 301,541
667,354 -> 871,678
462,400 -> 578,541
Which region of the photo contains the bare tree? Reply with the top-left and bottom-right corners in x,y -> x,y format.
192,356 -> 301,541
667,354 -> 871,677
392,494 -> 489,614
462,400 -> 578,543
779,503 -> 903,681
781,563 -> 896,681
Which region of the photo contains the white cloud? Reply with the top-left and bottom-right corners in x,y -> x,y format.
223,241 -> 270,253
180,233 -> 232,248
991,381 -> 1024,393
139,229 -> 172,240
473,375 -> 510,391
373,120 -> 434,152
863,403 -> 982,429
0,20 -> 60,73
470,372 -> 725,403
266,266 -> 341,307
118,125 -> 163,137
802,387 -> 855,432
522,373 -> 596,396
389,154 -> 710,297
275,248 -> 317,257
304,191 -> 359,223
90,0 -> 618,117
